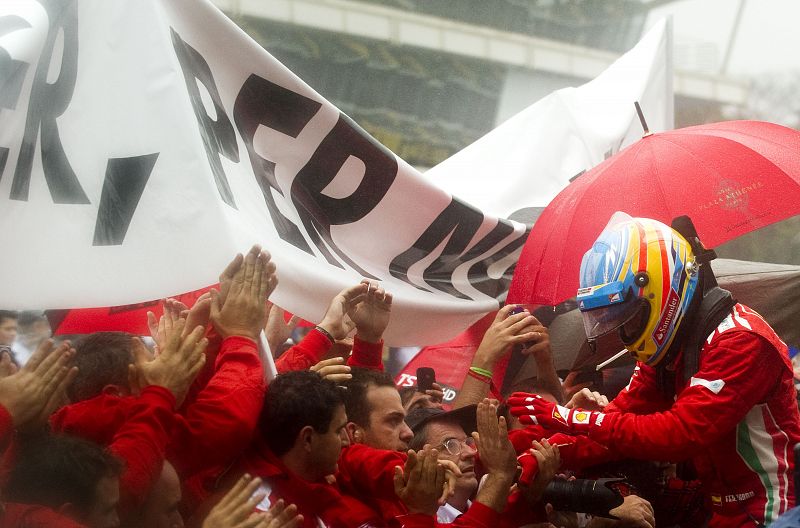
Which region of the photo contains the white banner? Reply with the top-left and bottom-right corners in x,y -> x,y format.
0,0 -> 527,345
425,19 -> 674,222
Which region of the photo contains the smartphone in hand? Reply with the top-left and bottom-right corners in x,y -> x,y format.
416,367 -> 436,392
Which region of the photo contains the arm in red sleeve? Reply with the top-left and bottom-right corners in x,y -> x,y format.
604,362 -> 672,414
338,443 -> 408,501
0,404 -> 13,452
275,329 -> 332,373
589,331 -> 786,461
348,336 -> 384,371
109,385 -> 176,514
171,336 -> 267,477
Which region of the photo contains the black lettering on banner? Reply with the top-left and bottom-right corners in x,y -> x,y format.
0,149 -> 7,183
291,114 -> 397,278
93,153 -> 159,246
0,16 -> 33,184
233,74 -> 320,254
390,197 -> 487,300
10,0 -> 89,204
467,224 -> 529,299
170,28 -> 239,208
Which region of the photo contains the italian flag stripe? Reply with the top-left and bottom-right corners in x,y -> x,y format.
737,404 -> 790,523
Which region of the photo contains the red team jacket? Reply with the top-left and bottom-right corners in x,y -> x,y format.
50,335 -> 266,516
591,304 -> 800,526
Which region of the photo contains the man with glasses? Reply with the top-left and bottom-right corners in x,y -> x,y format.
405,406 -> 480,522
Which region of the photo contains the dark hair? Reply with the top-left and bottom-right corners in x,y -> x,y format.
399,386 -> 418,408
5,433 -> 123,516
0,310 -> 18,324
69,332 -> 135,402
340,367 -> 395,428
258,370 -> 344,456
408,421 -> 433,452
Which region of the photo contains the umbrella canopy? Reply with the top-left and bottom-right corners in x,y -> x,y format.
507,120 -> 800,307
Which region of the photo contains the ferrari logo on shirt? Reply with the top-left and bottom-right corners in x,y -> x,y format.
552,407 -> 568,426
573,411 -> 590,425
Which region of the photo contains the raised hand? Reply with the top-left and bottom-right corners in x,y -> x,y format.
393,447 -> 447,516
182,292 -> 213,338
129,320 -> 207,406
318,284 -> 368,341
566,387 -> 609,411
348,280 -> 392,343
211,245 -> 277,341
518,439 -> 560,503
472,399 -> 518,482
310,357 -> 352,383
0,339 -> 77,429
203,473 -> 302,528
507,392 -> 602,435
474,305 -> 541,367
0,351 -> 18,377
264,304 -> 300,353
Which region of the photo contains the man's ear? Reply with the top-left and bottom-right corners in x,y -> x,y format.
345,421 -> 362,444
298,425 -> 315,452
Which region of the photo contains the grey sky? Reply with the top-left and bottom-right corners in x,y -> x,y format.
645,0 -> 800,77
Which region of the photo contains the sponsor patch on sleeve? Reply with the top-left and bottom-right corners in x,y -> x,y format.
689,377 -> 725,395
552,406 -> 569,426
572,411 -> 591,425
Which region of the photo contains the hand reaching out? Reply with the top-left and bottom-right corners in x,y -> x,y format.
475,305 -> 541,368
203,473 -> 302,528
518,439 -> 560,503
393,446 -> 449,516
472,399 -> 518,482
264,304 -> 300,353
0,339 -> 77,430
211,245 -> 278,341
566,388 -> 609,411
129,319 -> 207,406
310,357 -> 352,383
348,280 -> 392,343
318,284 -> 368,340
507,393 -> 603,435
606,495 -> 655,528
0,351 -> 18,377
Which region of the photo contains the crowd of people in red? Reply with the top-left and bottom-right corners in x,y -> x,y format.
0,215 -> 798,528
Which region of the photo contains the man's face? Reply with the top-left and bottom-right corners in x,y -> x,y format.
140,462 -> 184,528
84,475 -> 120,528
362,385 -> 413,452
310,404 -> 349,480
0,317 -> 18,346
425,420 -> 478,493
403,391 -> 443,413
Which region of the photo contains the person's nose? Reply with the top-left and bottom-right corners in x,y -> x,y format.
461,441 -> 477,460
399,422 -> 413,443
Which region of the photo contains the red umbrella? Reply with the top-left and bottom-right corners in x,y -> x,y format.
507,120 -> 800,306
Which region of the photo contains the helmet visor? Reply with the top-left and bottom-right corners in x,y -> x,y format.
580,296 -> 648,341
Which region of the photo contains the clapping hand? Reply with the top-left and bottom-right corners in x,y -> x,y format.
0,339 -> 77,430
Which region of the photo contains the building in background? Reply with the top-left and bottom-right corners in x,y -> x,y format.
213,0 -> 747,169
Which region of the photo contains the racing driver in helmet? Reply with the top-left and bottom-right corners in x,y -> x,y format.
508,213 -> 800,527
